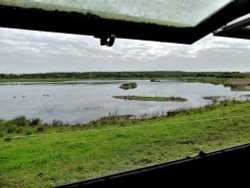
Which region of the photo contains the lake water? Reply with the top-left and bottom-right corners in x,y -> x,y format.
0,80 -> 250,123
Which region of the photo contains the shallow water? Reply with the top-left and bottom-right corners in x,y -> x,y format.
0,80 -> 249,123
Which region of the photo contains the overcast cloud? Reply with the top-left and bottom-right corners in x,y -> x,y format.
0,27 -> 249,73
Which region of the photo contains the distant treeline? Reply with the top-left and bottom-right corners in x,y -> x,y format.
0,71 -> 249,79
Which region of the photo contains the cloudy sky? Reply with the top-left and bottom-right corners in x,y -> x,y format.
0,27 -> 249,74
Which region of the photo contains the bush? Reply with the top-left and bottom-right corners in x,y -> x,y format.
7,127 -> 16,133
130,82 -> 137,88
37,126 -> 44,132
52,120 -> 63,126
15,127 -> 23,134
119,82 -> 137,90
4,137 -> 12,142
26,131 -> 32,136
29,118 -> 41,126
11,116 -> 27,127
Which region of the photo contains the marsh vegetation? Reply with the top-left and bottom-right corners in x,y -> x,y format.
113,96 -> 187,102
1,100 -> 250,187
119,82 -> 137,90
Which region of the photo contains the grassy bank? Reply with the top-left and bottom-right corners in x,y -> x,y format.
180,77 -> 250,91
1,101 -> 250,187
113,96 -> 187,102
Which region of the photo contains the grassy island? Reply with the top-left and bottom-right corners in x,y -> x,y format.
113,96 -> 187,102
119,82 -> 137,90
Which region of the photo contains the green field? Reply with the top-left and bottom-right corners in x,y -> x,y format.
1,101 -> 250,188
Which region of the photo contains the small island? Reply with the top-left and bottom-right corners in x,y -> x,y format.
113,95 -> 187,102
241,94 -> 250,97
203,96 -> 223,103
203,96 -> 222,100
119,82 -> 137,90
150,79 -> 160,82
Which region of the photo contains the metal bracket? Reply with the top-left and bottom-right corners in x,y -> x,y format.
100,35 -> 116,47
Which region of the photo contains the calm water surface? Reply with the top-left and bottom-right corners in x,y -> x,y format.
0,80 -> 249,123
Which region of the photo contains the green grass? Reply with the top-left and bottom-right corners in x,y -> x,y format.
113,95 -> 187,102
1,101 -> 250,187
119,82 -> 137,90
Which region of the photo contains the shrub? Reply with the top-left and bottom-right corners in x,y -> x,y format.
4,137 -> 12,142
29,118 -> 41,126
26,131 -> 32,136
119,82 -> 137,90
15,127 -> 23,134
37,126 -> 44,132
11,116 -> 27,127
52,120 -> 63,126
7,127 -> 16,133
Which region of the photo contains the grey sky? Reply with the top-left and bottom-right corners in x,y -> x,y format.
0,27 -> 249,74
